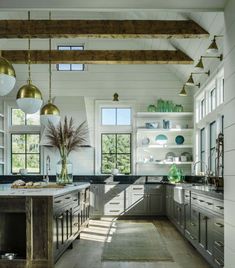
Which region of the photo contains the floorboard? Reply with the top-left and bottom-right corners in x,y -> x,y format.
55,218 -> 211,268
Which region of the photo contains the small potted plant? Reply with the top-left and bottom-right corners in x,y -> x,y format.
46,116 -> 88,184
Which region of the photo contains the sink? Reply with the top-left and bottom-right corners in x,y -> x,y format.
174,186 -> 184,204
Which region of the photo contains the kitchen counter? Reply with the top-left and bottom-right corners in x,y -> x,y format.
0,182 -> 90,197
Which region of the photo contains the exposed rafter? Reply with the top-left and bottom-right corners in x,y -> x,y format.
0,20 -> 209,39
2,50 -> 193,64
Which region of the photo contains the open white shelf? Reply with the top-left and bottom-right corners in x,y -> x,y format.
138,144 -> 193,149
136,112 -> 193,118
137,128 -> 194,133
0,145 -> 4,149
0,113 -> 4,118
0,130 -> 4,134
137,161 -> 193,165
0,161 -> 5,165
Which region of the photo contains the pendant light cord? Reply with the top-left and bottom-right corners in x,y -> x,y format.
49,11 -> 52,102
28,11 -> 31,82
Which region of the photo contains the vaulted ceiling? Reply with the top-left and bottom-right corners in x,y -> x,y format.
0,9 -> 224,101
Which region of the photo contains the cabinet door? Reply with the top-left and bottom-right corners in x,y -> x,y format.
90,185 -> 104,217
199,211 -> 214,260
126,192 -> 147,215
148,193 -> 164,215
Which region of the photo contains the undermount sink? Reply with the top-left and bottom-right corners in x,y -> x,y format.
173,186 -> 184,204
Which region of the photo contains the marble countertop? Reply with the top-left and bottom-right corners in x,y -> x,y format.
0,182 -> 90,197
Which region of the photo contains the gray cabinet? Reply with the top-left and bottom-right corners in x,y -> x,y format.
126,185 -> 147,215
90,184 -> 104,217
146,185 -> 165,215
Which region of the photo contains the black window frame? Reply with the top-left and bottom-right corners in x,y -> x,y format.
56,45 -> 85,71
101,133 -> 132,174
11,133 -> 41,174
200,128 -> 205,171
209,121 -> 216,174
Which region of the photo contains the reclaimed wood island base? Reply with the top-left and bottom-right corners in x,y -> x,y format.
0,183 -> 90,268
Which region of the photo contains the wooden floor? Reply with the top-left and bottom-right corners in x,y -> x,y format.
55,218 -> 211,268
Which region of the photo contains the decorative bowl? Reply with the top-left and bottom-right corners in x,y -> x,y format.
175,135 -> 184,145
155,134 -> 168,145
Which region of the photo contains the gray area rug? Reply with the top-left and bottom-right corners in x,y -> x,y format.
102,221 -> 173,262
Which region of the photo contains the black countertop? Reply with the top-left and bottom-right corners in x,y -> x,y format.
0,174 -> 223,199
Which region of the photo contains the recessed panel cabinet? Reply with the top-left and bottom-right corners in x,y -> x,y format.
166,185 -> 224,268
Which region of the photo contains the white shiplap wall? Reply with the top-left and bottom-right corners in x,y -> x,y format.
224,0 -> 235,267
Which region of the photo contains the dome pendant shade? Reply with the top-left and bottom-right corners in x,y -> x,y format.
0,57 -> 16,96
179,86 -> 187,97
40,100 -> 60,126
185,74 -> 195,86
207,38 -> 218,54
16,80 -> 43,114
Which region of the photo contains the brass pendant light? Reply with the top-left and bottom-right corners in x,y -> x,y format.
40,12 -> 60,126
16,11 -> 43,114
0,54 -> 16,96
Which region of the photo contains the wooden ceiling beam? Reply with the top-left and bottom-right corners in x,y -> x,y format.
0,20 -> 209,39
2,50 -> 193,64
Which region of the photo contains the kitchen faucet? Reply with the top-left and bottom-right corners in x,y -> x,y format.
192,160 -> 209,185
44,155 -> 51,184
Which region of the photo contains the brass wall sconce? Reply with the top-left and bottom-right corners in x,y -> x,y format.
195,54 -> 223,70
185,71 -> 210,86
207,35 -> 223,54
113,93 -> 119,101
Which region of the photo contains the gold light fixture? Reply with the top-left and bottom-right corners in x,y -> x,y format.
179,85 -> 187,97
195,54 -> 223,71
0,54 -> 16,96
16,11 -> 43,114
113,93 -> 119,101
207,35 -> 223,54
185,71 -> 210,87
40,12 -> 60,126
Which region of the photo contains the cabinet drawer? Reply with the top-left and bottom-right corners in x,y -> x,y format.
214,217 -> 224,235
213,231 -> 224,255
146,184 -> 164,194
203,198 -> 214,210
213,247 -> 224,268
191,194 -> 198,205
131,185 -> 145,194
184,191 -> 190,201
214,200 -> 224,215
0,197 -> 25,212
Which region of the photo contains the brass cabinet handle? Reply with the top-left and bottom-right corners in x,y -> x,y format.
215,222 -> 224,228
73,199 -> 78,202
65,196 -> 71,200
110,210 -> 120,212
54,200 -> 62,203
214,258 -> 224,267
192,197 -> 197,200
185,195 -> 189,197
206,202 -> 213,205
199,200 -> 204,203
109,202 -> 120,205
202,216 -> 208,220
214,241 -> 224,248
133,187 -> 143,190
216,206 -> 224,210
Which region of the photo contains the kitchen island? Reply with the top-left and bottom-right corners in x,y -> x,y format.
0,182 -> 90,268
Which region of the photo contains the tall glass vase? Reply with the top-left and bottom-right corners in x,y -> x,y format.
56,156 -> 73,184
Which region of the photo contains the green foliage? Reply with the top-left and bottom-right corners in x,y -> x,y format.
101,134 -> 131,174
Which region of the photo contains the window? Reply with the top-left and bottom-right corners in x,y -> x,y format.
11,109 -> 40,126
9,108 -> 41,174
210,121 -> 216,175
101,133 -> 131,174
210,88 -> 216,112
11,134 -> 40,174
57,45 -> 84,71
101,108 -> 131,126
200,128 -> 205,171
200,99 -> 205,120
